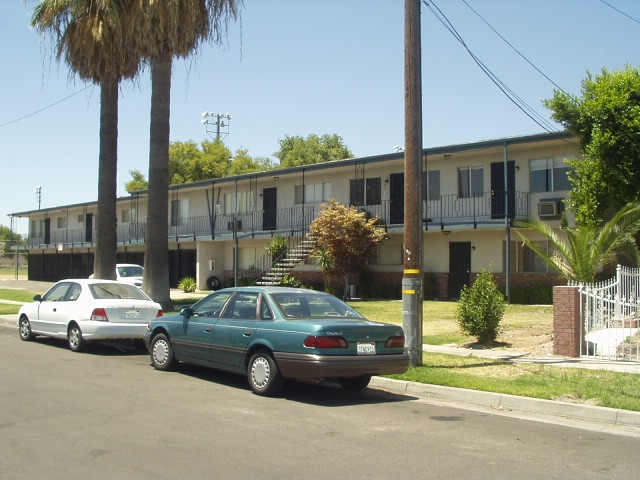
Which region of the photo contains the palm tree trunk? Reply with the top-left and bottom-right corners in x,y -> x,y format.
144,53 -> 173,310
93,79 -> 119,280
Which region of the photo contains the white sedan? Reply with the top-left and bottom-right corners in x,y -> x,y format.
18,279 -> 163,352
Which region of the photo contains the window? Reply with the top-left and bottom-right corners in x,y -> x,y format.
171,199 -> 189,226
458,167 -> 483,198
349,178 -> 381,206
77,215 -> 84,224
504,241 -> 553,273
423,170 -> 440,200
56,217 -> 67,229
192,291 -> 234,318
295,183 -> 331,204
224,191 -> 255,215
122,209 -> 131,223
530,156 -> 571,192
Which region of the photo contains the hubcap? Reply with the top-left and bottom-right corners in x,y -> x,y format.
251,356 -> 270,388
20,320 -> 30,338
69,329 -> 80,348
153,340 -> 168,366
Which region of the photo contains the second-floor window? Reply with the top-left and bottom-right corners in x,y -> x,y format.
224,192 -> 255,215
349,178 -> 381,206
530,156 -> 571,192
171,199 -> 189,226
56,217 -> 66,229
458,166 -> 483,198
295,183 -> 331,204
423,170 -> 440,200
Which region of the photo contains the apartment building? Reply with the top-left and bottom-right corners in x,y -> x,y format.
10,131 -> 578,299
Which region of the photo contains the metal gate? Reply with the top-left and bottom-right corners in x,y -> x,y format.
575,265 -> 640,362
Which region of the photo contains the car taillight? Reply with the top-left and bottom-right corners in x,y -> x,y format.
385,336 -> 405,348
90,308 -> 109,322
303,335 -> 348,348
156,310 -> 163,317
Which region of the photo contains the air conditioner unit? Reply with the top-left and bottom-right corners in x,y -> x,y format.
538,201 -> 560,217
227,220 -> 242,230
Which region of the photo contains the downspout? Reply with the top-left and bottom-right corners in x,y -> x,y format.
504,141 -> 511,303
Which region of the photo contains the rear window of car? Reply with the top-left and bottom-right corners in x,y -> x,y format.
270,293 -> 364,319
89,283 -> 151,300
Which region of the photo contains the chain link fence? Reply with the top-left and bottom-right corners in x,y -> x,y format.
0,240 -> 28,280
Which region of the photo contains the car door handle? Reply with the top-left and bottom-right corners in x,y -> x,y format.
242,330 -> 253,337
204,327 -> 213,332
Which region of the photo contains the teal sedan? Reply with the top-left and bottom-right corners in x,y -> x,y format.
144,287 -> 409,396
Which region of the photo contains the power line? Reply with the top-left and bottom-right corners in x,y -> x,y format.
423,0 -> 559,134
0,85 -> 92,128
598,0 -> 640,25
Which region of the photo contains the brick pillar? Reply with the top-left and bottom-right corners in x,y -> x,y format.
553,285 -> 581,357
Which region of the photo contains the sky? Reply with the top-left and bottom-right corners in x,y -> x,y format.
2,0 -> 640,234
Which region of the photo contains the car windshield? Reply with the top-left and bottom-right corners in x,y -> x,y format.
117,265 -> 144,277
89,282 -> 151,300
270,292 -> 364,319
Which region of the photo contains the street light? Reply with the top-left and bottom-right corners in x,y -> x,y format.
201,111 -> 232,140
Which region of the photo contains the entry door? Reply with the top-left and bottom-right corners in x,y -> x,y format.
490,161 -> 515,219
389,173 -> 404,224
44,218 -> 51,245
262,187 -> 277,231
85,213 -> 93,243
449,242 -> 471,299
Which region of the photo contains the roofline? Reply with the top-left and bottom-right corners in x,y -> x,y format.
9,130 -> 573,217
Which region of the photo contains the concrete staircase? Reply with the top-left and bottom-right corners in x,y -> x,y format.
255,238 -> 316,286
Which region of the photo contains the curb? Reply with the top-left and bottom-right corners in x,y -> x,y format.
370,377 -> 640,430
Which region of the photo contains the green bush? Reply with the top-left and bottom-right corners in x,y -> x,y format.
508,284 -> 553,305
265,236 -> 288,260
177,276 -> 197,293
456,270 -> 506,343
280,274 -> 303,288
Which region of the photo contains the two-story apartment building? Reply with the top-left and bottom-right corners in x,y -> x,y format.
10,131 -> 578,299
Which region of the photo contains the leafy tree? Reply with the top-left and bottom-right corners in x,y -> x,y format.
124,169 -> 149,193
308,200 -> 386,297
516,203 -> 640,283
130,0 -> 241,308
0,226 -> 22,243
274,134 -> 353,168
456,270 -> 506,344
31,0 -> 142,281
545,66 -> 640,224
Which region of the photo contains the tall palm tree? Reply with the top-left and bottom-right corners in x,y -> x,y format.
31,0 -> 141,280
131,0 -> 241,309
516,203 -> 640,283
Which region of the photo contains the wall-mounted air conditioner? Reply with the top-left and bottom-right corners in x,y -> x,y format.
227,220 -> 242,230
538,201 -> 560,217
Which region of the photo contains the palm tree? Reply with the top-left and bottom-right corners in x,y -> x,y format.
31,0 -> 141,280
516,203 -> 640,283
130,0 -> 241,309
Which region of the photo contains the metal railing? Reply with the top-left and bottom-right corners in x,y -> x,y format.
25,191 -> 530,248
572,265 -> 640,362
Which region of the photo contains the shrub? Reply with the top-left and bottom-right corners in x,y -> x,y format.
280,274 -> 303,288
265,236 -> 288,260
178,276 -> 197,293
456,270 -> 506,343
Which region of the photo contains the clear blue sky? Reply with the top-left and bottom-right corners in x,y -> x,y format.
2,1 -> 640,234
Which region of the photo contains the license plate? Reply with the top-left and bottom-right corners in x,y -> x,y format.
125,310 -> 141,319
357,342 -> 376,355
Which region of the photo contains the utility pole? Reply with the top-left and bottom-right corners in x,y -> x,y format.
402,0 -> 424,367
201,111 -> 231,140
34,186 -> 42,210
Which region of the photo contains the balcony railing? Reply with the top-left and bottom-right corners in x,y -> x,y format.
25,191 -> 530,248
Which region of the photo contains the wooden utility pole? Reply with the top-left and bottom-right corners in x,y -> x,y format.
402,0 -> 423,367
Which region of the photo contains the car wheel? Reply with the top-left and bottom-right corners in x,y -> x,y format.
67,324 -> 85,352
247,351 -> 283,396
150,334 -> 175,371
338,375 -> 372,391
206,275 -> 221,290
18,316 -> 35,341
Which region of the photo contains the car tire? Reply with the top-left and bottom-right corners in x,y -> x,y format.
247,351 -> 283,396
338,375 -> 372,391
18,316 -> 35,341
67,324 -> 85,352
150,333 -> 175,371
206,276 -> 221,291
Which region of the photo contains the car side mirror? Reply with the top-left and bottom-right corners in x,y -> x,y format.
180,307 -> 194,319
34,294 -> 42,302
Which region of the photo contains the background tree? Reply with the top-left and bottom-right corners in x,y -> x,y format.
545,66 -> 640,225
130,0 -> 241,309
31,0 -> 141,280
124,169 -> 149,193
0,226 -> 23,243
274,134 -> 353,168
308,200 -> 386,297
516,202 -> 640,283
